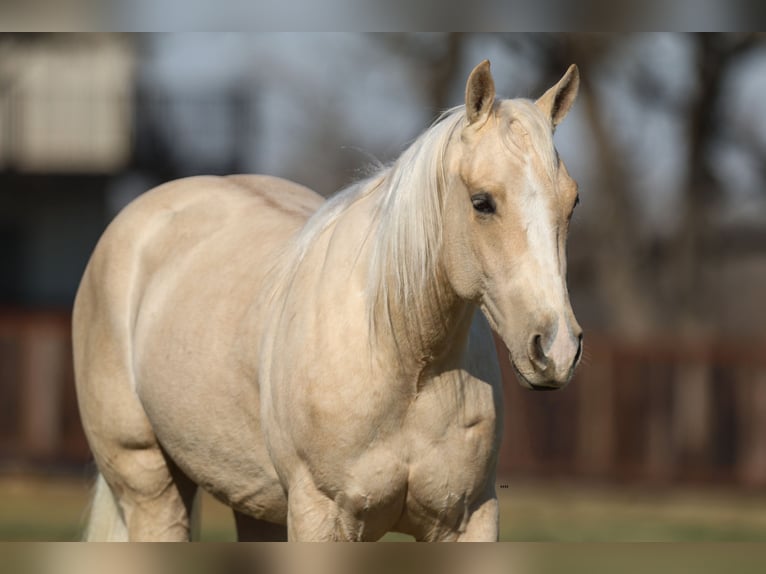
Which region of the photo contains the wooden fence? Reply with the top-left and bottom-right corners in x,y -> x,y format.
0,310 -> 89,469
497,334 -> 766,486
2,310 -> 766,486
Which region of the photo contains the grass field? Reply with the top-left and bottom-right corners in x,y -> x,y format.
1,474 -> 766,541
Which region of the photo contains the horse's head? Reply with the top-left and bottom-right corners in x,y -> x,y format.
443,61 -> 582,390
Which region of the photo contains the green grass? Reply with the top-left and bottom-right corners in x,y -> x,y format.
1,475 -> 765,541
497,480 -> 766,541
0,475 -> 237,542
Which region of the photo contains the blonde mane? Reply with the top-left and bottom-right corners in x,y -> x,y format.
366,106 -> 465,339
271,106 -> 467,340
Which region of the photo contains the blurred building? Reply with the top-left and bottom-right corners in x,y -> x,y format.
0,33 -> 257,468
0,35 -> 133,308
0,35 -> 132,173
0,34 -> 258,307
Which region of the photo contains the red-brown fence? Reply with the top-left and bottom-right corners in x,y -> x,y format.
0,310 -> 90,470
2,310 -> 766,487
497,334 -> 766,486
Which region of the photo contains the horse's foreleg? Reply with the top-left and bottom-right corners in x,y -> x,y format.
455,491 -> 499,542
286,485 -> 341,541
286,474 -> 364,541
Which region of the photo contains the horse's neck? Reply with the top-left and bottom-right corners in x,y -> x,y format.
411,296 -> 477,380
372,245 -> 476,379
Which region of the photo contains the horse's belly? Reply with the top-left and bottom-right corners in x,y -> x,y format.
133,289 -> 288,522
140,377 -> 288,522
178,438 -> 287,523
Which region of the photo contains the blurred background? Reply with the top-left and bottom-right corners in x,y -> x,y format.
2,32 -> 766,541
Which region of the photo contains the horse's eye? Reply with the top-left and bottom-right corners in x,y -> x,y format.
471,193 -> 496,215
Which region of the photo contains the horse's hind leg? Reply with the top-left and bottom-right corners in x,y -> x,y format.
75,260 -> 199,540
96,443 -> 198,541
77,342 -> 198,540
77,340 -> 198,540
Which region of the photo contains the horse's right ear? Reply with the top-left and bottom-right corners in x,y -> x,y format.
465,60 -> 495,126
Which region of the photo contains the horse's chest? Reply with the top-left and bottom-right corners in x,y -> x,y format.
400,381 -> 501,521
409,416 -> 498,493
333,418 -> 496,539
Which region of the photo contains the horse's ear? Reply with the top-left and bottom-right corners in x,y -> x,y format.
536,64 -> 579,129
465,60 -> 495,126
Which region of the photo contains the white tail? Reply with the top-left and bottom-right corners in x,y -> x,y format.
83,473 -> 128,541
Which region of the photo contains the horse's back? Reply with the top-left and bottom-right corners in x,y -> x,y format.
74,173 -> 322,395
75,174 -> 321,324
73,174 -> 323,525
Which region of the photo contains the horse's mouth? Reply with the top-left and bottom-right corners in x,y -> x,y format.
510,356 -> 563,391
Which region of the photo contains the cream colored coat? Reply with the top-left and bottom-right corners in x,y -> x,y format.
74,61 -> 582,541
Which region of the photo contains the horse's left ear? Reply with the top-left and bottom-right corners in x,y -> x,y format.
465,60 -> 495,126
536,64 -> 579,129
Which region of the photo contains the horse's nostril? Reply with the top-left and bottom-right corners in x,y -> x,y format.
573,333 -> 584,366
529,333 -> 548,370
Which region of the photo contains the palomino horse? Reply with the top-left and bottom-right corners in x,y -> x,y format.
73,60 -> 583,541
